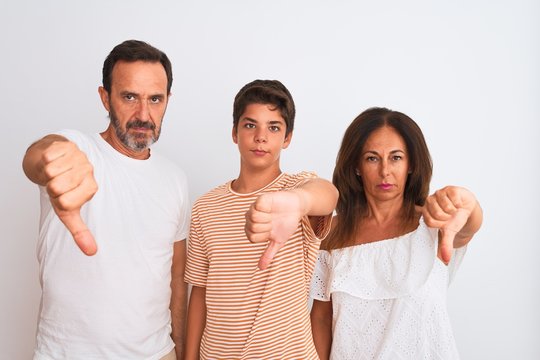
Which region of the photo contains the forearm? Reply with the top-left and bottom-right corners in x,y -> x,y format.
454,200 -> 483,247
185,286 -> 207,360
292,178 -> 338,217
170,279 -> 188,358
310,300 -> 333,360
170,241 -> 188,358
22,134 -> 68,185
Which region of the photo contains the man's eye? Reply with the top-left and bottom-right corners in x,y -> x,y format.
150,97 -> 161,104
124,95 -> 135,101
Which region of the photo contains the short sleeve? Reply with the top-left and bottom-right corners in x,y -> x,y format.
309,251 -> 331,301
55,129 -> 93,154
173,169 -> 190,242
184,206 -> 209,287
447,245 -> 467,285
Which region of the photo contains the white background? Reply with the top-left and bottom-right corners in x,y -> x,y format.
1,1 -> 538,358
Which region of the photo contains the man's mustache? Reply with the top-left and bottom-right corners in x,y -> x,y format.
126,120 -> 156,130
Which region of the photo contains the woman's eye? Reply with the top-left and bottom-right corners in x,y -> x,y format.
366,156 -> 378,162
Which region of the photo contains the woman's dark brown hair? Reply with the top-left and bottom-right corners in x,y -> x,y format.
324,107 -> 433,250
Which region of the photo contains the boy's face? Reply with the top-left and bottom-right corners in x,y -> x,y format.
232,103 -> 292,172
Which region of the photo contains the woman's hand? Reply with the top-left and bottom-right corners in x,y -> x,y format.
422,186 -> 483,264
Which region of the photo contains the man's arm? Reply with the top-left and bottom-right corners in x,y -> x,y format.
170,240 -> 188,359
184,285 -> 207,360
245,178 -> 338,270
22,134 -> 98,255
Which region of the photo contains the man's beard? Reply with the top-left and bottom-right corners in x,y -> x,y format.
110,108 -> 161,152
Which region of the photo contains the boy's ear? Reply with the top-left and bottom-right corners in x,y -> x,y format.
282,131 -> 293,149
232,126 -> 238,144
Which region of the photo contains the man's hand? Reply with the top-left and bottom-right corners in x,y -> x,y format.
38,139 -> 98,255
245,190 -> 306,270
421,186 -> 479,264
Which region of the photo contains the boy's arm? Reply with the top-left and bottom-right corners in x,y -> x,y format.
310,299 -> 333,360
245,178 -> 338,270
22,134 -> 98,255
170,240 -> 188,359
185,285 -> 207,360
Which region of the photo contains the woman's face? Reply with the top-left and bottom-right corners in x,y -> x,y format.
357,126 -> 410,203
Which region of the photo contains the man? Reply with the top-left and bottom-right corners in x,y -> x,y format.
22,40 -> 189,359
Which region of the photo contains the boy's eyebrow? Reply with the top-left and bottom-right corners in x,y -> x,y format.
241,117 -> 285,125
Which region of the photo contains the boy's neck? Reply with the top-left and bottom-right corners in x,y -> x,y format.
231,167 -> 282,194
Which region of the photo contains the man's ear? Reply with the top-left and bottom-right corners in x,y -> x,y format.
232,126 -> 238,144
98,86 -> 110,112
282,131 -> 293,149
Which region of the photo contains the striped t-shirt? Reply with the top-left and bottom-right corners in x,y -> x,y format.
185,172 -> 332,359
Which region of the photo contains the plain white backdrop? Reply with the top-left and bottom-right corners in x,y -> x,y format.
1,1 -> 538,358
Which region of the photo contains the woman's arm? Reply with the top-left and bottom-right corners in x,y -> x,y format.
310,299 -> 333,360
422,186 -> 483,263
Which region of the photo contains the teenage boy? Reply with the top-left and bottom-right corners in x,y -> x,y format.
184,79 -> 338,359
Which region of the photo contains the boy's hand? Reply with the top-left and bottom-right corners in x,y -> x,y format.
245,190 -> 306,270
421,186 -> 478,264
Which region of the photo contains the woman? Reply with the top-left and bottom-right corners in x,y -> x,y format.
310,107 -> 483,359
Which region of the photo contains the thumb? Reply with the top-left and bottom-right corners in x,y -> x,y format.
438,209 -> 470,265
58,210 -> 98,256
258,240 -> 283,270
255,194 -> 273,213
438,230 -> 455,265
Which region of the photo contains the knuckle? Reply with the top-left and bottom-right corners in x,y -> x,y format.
47,181 -> 62,197
54,195 -> 75,212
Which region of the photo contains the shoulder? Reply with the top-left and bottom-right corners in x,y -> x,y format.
193,182 -> 231,207
54,129 -> 93,147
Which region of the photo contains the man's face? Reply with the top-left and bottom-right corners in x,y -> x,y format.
99,60 -> 169,157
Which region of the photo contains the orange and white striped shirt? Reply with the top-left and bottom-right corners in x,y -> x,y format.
185,172 -> 331,359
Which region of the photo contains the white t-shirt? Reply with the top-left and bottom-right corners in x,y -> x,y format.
34,130 -> 190,360
310,218 -> 466,360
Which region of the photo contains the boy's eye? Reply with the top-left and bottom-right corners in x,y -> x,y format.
245,123 -> 255,129
269,125 -> 280,132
